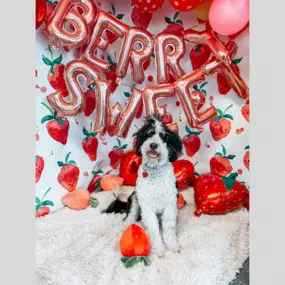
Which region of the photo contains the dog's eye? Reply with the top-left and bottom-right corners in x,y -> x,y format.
159,132 -> 166,142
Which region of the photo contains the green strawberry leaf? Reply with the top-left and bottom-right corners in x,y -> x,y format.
215,116 -> 222,122
195,44 -> 202,52
107,55 -> 114,66
121,144 -> 128,150
90,197 -> 99,208
245,145 -> 250,150
92,170 -> 103,175
193,85 -> 199,91
223,114 -> 233,120
41,200 -> 54,207
228,172 -> 238,180
185,125 -> 191,134
68,160 -> 77,165
214,152 -> 223,156
42,55 -> 53,65
192,131 -> 201,136
113,146 -> 119,150
165,17 -> 172,24
65,152 -> 71,164
121,256 -> 138,268
117,14 -> 124,20
222,145 -> 226,156
50,64 -> 55,75
227,155 -> 236,160
175,19 -> 183,25
141,256 -> 150,266
41,115 -> 54,124
111,3 -> 115,15
35,156 -> 39,161
232,57 -> 243,65
201,89 -> 207,95
200,82 -> 208,89
57,161 -> 65,167
53,54 -> 62,65
35,197 -> 41,204
124,92 -> 131,98
217,109 -> 223,116
194,171 -> 200,176
116,138 -> 121,147
173,11 -> 180,21
83,127 -> 89,136
90,132 -> 97,137
35,204 -> 41,211
55,118 -> 64,125
222,176 -> 237,191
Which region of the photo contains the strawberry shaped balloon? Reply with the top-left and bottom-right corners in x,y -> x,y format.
194,172 -> 249,216
132,0 -> 164,14
168,0 -> 201,12
120,224 -> 151,268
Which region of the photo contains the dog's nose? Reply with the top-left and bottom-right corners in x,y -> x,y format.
150,143 -> 158,150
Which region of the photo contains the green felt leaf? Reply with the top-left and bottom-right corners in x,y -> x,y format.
122,256 -> 139,268
41,115 -> 54,124
222,176 -> 237,191
200,82 -> 208,89
83,127 -> 89,136
222,145 -> 226,156
117,14 -> 124,20
41,200 -> 54,207
165,17 -> 172,24
175,19 -> 183,25
90,197 -> 99,208
223,114 -> 233,120
214,152 -> 223,156
232,57 -> 243,65
141,256 -> 150,266
65,152 -> 71,164
42,55 -> 53,65
227,155 -> 236,160
53,54 -> 62,65
57,161 -> 65,167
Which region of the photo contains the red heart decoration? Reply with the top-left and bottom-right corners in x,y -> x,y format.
120,151 -> 194,190
193,173 -> 249,216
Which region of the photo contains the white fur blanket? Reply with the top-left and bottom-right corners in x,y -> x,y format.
36,189 -> 249,285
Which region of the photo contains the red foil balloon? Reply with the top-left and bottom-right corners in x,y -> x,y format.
193,173 -> 250,216
154,33 -> 185,84
117,27 -> 153,84
81,11 -> 128,72
172,160 -> 195,190
36,0 -> 47,30
47,0 -> 97,49
120,150 -> 142,186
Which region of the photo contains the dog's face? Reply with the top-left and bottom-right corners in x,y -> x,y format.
135,116 -> 182,168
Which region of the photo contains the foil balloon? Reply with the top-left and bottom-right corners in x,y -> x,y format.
47,0 -> 97,49
117,27 -> 153,84
193,173 -> 250,216
36,0 -> 47,30
81,11 -> 128,72
142,84 -> 175,117
172,160 -> 195,190
154,33 -> 185,84
47,59 -> 99,116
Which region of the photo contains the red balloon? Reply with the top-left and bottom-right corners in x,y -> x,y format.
36,0 -> 47,30
168,0 -> 202,12
120,151 -> 194,190
193,173 -> 249,216
131,0 -> 164,14
172,160 -> 195,190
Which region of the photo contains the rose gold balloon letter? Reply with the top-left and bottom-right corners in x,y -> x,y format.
117,28 -> 153,84
154,33 -> 185,84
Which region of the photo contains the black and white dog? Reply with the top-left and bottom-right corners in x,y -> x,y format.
103,116 -> 183,255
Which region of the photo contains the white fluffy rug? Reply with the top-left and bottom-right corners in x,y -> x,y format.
36,189 -> 249,285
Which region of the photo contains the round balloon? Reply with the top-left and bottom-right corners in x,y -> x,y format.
209,0 -> 249,36
36,0 -> 47,30
168,0 -> 203,12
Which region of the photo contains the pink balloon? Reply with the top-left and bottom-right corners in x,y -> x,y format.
209,0 -> 249,36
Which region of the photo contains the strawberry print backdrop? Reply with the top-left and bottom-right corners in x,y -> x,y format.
35,0 -> 249,214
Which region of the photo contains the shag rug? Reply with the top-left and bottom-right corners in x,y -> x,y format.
36,188 -> 249,285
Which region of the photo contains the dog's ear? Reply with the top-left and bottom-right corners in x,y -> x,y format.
164,128 -> 183,162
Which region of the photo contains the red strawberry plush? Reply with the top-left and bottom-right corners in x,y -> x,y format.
104,55 -> 118,93
35,187 -> 54,218
241,100 -> 250,122
42,46 -> 68,97
131,6 -> 152,30
210,145 -> 235,176
41,102 -> 69,145
35,155 -> 44,183
210,105 -> 233,141
109,139 -> 128,169
189,44 -> 211,71
83,84 -> 96,117
191,82 -> 208,111
57,152 -> 80,191
82,124 -> 98,161
163,12 -> 184,37
194,172 -> 249,216
243,146 -> 250,170
106,4 -> 124,44
182,125 -> 201,157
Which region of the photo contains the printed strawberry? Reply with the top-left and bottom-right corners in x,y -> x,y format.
35,155 -> 44,183
161,111 -> 173,124
131,6 -> 152,30
163,12 -> 184,37
210,105 -> 233,141
87,170 -> 104,193
105,55 -> 118,93
241,100 -> 250,122
42,45 -> 68,97
194,172 -> 249,216
106,4 -> 124,44
191,82 -> 208,110
83,84 -> 96,117
35,187 -> 54,218
243,145 -> 250,170
41,102 -> 69,144
82,123 -> 98,161
183,125 -> 201,157
217,57 -> 243,95
57,152 -> 80,191
210,144 -> 235,176
109,138 -> 128,169
189,44 -> 211,71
